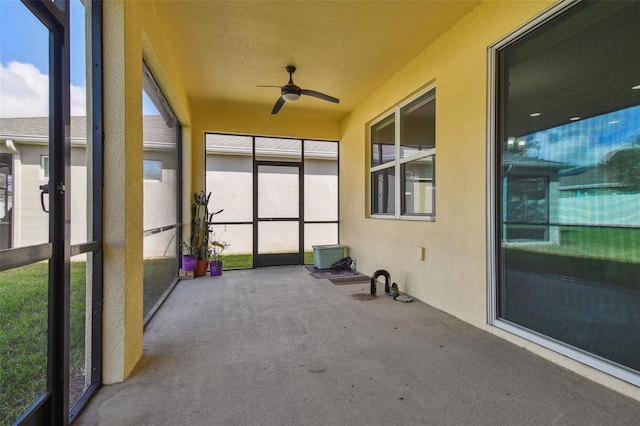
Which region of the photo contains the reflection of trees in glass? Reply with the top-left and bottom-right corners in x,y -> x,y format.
605,139 -> 640,191
506,176 -> 548,223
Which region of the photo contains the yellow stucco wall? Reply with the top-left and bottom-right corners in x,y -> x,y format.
102,0 -> 191,384
339,0 -> 640,401
103,0 -> 142,385
340,0 -> 552,328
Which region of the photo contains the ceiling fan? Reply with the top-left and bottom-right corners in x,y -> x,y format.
258,65 -> 340,114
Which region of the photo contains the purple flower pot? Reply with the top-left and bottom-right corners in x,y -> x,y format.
182,255 -> 197,271
210,261 -> 223,276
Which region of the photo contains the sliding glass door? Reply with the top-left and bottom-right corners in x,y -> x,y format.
491,0 -> 640,385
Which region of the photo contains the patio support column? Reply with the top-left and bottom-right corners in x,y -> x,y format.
102,0 -> 144,384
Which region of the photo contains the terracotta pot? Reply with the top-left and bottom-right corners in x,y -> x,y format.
195,259 -> 209,276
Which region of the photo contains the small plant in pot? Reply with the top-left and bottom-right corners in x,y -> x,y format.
190,190 -> 224,276
209,229 -> 230,276
180,240 -> 198,271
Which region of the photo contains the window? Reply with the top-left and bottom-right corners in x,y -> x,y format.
41,155 -> 49,178
370,89 -> 436,218
490,0 -> 640,385
143,159 -> 162,182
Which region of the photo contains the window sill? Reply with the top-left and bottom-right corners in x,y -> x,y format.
369,214 -> 435,222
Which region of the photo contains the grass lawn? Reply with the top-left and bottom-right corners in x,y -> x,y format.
510,226 -> 640,263
222,253 -> 253,269
0,261 -> 87,424
505,226 -> 640,291
222,251 -> 314,269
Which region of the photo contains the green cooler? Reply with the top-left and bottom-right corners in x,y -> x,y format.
312,244 -> 346,269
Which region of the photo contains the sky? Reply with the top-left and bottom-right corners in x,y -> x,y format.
0,0 -> 158,118
521,105 -> 640,167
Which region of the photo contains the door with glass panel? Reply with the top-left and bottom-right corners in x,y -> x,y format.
0,4 -> 52,422
255,163 -> 303,266
0,1 -> 102,424
0,3 -> 57,423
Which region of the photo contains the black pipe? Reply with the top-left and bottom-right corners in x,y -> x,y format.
370,269 -> 391,295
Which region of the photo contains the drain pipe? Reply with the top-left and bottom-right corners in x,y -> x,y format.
370,269 -> 391,296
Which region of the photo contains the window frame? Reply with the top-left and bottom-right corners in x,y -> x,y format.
369,87 -> 436,220
141,61 -> 182,325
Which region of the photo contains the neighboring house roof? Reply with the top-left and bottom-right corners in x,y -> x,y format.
558,165 -> 623,191
0,116 -> 86,140
1,117 -> 337,160
502,151 -> 569,170
142,116 -> 177,144
502,152 -> 626,191
205,133 -> 338,160
0,115 -> 176,147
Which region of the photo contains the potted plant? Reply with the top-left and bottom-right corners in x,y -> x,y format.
180,240 -> 198,271
209,229 -> 230,276
191,190 -> 224,276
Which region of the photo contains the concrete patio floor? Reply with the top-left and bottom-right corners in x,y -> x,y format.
76,265 -> 640,425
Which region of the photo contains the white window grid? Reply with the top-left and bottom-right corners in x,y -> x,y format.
370,87 -> 436,220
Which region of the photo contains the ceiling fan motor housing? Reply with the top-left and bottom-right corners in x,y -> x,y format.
282,84 -> 301,99
262,65 -> 338,113
282,66 -> 301,101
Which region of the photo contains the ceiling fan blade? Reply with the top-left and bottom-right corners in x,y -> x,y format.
301,89 -> 340,104
271,97 -> 286,114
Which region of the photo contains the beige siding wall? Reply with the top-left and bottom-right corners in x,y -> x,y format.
205,153 -> 339,254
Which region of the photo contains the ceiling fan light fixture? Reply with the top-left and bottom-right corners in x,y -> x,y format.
282,92 -> 300,102
260,66 -> 339,114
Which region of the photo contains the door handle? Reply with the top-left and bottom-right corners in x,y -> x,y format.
39,183 -> 49,213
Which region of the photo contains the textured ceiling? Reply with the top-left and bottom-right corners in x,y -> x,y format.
151,0 -> 479,119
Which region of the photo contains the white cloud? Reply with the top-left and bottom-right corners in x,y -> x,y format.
0,61 -> 86,118
70,83 -> 87,117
